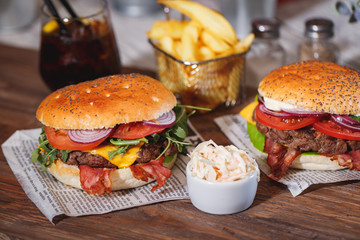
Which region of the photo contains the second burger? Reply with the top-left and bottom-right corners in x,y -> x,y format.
241,60 -> 360,180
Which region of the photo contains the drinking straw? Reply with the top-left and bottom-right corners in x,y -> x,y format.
43,0 -> 69,35
59,0 -> 79,19
59,0 -> 84,26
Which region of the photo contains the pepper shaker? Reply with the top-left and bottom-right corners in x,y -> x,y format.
298,18 -> 339,63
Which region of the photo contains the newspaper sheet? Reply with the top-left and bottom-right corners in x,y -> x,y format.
1,123 -> 203,224
215,114 -> 360,197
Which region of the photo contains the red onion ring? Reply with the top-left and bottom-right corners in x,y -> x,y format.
258,103 -> 297,118
332,115 -> 360,125
258,96 -> 264,104
282,108 -> 328,117
258,96 -> 327,118
330,115 -> 360,132
143,110 -> 176,128
68,128 -> 114,143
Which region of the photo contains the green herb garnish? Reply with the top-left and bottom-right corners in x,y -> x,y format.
108,137 -> 148,159
31,127 -> 70,171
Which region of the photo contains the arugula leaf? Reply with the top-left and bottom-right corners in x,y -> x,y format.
108,146 -> 127,160
108,138 -> 149,160
166,106 -> 189,146
31,127 -> 69,171
110,137 -> 148,146
172,105 -> 189,138
176,104 -> 212,112
172,126 -> 187,139
151,105 -> 191,159
59,150 -> 70,162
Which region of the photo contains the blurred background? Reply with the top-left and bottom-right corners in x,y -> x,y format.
0,0 -> 359,81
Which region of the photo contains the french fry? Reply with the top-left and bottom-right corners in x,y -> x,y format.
180,23 -> 199,61
233,33 -> 255,54
187,19 -> 203,31
199,46 -> 215,61
147,19 -> 189,40
158,36 -> 175,56
200,31 -> 231,53
158,0 -> 237,45
216,47 -> 235,58
150,1 -> 254,61
173,40 -> 182,60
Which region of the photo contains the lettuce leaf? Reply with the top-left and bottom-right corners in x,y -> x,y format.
247,122 -> 265,151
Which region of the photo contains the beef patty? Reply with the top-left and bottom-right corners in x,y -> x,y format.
256,120 -> 360,155
57,140 -> 179,168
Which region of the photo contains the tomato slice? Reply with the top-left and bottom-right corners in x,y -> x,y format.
255,105 -> 322,130
110,122 -> 166,139
313,120 -> 360,141
44,126 -> 104,150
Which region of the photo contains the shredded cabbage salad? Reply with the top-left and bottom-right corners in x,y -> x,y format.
188,140 -> 260,182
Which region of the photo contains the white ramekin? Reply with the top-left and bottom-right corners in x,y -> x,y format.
186,163 -> 258,214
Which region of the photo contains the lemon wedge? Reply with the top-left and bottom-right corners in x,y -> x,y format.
42,20 -> 59,34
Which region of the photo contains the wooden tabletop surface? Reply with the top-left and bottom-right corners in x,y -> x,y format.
0,43 -> 359,240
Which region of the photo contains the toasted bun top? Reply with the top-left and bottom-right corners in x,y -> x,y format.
36,74 -> 177,129
258,61 -> 360,115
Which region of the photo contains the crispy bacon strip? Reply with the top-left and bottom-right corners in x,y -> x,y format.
130,156 -> 172,191
330,149 -> 360,171
79,165 -> 115,195
264,138 -> 301,180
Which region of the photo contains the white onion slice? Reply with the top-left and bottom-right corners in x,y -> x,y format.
143,110 -> 176,128
68,128 -> 113,143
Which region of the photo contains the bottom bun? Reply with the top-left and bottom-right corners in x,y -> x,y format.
290,154 -> 346,171
48,154 -> 177,191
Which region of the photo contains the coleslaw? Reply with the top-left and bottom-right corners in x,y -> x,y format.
188,140 -> 259,182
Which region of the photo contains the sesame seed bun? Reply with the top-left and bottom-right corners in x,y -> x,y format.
48,154 -> 177,191
258,61 -> 360,115
36,74 -> 177,129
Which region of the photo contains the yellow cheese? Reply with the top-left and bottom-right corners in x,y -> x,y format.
84,143 -> 144,168
239,101 -> 258,125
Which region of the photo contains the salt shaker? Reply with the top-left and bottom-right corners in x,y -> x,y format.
246,18 -> 286,89
298,18 -> 339,63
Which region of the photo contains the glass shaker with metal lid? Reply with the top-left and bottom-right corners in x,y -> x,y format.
246,18 -> 286,89
298,18 -> 339,63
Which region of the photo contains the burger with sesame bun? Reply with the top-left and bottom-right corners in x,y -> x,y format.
240,60 -> 360,180
31,73 -> 190,195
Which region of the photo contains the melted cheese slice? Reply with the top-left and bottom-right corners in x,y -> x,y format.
84,143 -> 144,168
240,101 -> 258,125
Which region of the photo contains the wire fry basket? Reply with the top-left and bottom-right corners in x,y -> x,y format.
149,39 -> 248,110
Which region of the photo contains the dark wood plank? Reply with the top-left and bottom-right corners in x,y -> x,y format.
0,44 -> 359,240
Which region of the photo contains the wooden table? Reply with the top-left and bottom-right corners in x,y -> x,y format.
0,44 -> 359,240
